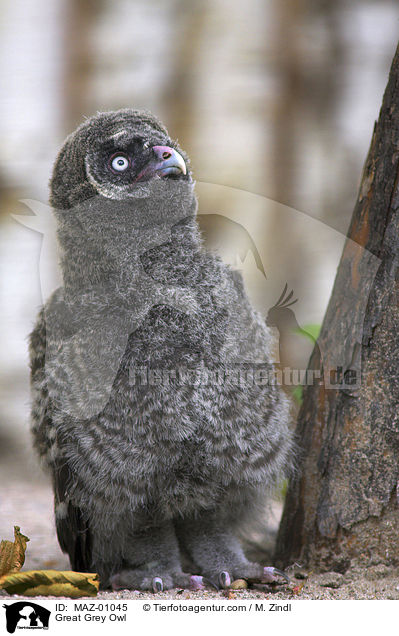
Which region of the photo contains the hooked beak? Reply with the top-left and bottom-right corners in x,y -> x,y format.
135,146 -> 187,182
152,146 -> 187,176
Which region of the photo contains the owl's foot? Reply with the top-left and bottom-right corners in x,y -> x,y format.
110,569 -> 205,592
207,566 -> 290,589
260,567 -> 290,584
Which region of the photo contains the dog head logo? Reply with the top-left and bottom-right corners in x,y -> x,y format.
3,602 -> 50,633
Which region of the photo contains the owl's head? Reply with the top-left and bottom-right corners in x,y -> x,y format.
50,109 -> 191,210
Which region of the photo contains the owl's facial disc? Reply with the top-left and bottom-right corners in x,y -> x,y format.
85,129 -> 190,200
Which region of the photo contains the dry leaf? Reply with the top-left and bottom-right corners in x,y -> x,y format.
291,569 -> 311,595
0,570 -> 99,598
291,580 -> 307,595
224,590 -> 236,599
0,526 -> 29,578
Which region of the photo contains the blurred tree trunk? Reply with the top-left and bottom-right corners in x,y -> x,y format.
275,43 -> 399,571
163,0 -> 207,151
269,0 -> 303,206
62,0 -> 98,132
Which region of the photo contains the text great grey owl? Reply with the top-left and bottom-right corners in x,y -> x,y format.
29,109 -> 294,591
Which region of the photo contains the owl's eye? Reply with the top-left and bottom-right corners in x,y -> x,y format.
109,153 -> 130,173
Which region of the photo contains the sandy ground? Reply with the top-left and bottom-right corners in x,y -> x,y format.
1,476 -> 399,601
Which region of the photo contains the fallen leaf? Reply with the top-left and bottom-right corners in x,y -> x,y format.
0,570 -> 99,598
0,527 -> 29,578
291,580 -> 307,595
224,590 -> 236,599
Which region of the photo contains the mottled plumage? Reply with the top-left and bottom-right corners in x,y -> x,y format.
29,109 -> 293,591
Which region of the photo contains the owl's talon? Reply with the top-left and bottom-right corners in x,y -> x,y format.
152,577 -> 163,592
262,567 -> 290,584
189,575 -> 205,591
219,571 -> 231,589
202,577 -> 219,590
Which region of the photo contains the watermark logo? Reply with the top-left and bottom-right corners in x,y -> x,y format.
13,181 -> 381,410
3,602 -> 50,633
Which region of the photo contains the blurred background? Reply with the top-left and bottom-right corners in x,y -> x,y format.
0,0 -> 398,565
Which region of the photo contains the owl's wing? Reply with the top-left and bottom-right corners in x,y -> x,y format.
29,298 -> 92,573
52,461 -> 92,573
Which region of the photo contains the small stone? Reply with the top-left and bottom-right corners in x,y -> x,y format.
230,579 -> 248,590
318,572 -> 344,589
366,564 -> 391,581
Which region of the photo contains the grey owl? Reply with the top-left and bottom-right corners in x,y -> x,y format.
29,109 -> 293,591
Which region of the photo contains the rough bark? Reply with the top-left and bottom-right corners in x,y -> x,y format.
275,44 -> 399,571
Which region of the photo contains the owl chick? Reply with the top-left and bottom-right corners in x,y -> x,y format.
29,109 -> 293,592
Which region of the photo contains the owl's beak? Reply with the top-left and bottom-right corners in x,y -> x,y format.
152,146 -> 187,176
134,146 -> 187,182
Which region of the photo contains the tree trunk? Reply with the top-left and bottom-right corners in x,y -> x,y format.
275,43 -> 399,572
62,0 -> 98,133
